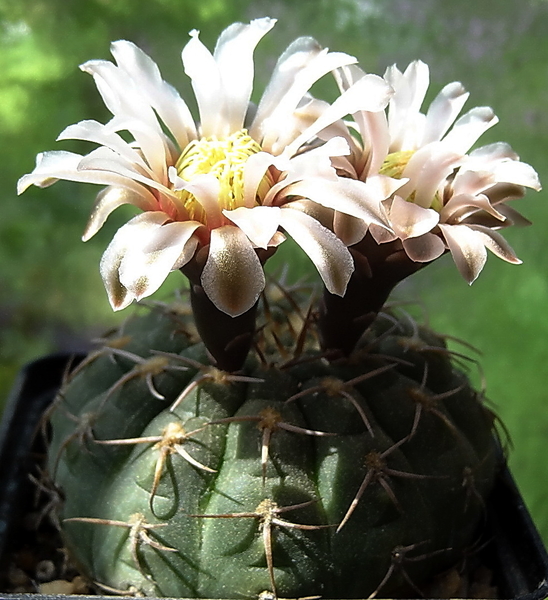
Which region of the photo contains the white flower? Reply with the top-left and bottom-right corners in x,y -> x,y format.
333,60 -> 541,282
18,18 -> 395,316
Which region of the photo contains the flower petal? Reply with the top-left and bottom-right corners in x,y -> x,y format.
399,142 -> 462,208
17,150 -> 158,200
438,223 -> 487,283
467,224 -> 521,264
283,73 -> 393,157
213,17 -> 276,132
278,208 -> 354,296
83,186 -> 153,241
110,40 -> 197,148
283,176 -> 390,228
441,106 -> 498,155
57,119 -> 150,172
257,46 -> 358,151
119,220 -> 202,301
99,211 -> 170,310
242,151 -> 284,208
463,143 -> 541,191
450,169 -> 496,197
223,206 -> 281,249
169,169 -> 222,228
201,225 -> 265,316
490,159 -> 542,191
423,81 -> 469,145
182,29 -> 224,137
389,196 -> 439,239
491,203 -> 531,227
440,192 -> 506,225
353,109 -> 390,178
402,233 -> 446,262
385,60 -> 430,151
79,147 -> 178,203
333,211 -> 369,246
251,36 -> 324,140
369,222 -> 398,244
18,151 -> 81,193
80,60 -> 169,177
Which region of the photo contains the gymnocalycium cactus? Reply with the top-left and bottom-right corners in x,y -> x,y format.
19,17 -> 540,598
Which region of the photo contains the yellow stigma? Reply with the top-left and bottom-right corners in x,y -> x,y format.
175,129 -> 268,221
380,149 -> 442,212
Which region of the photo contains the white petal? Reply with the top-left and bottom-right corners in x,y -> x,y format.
251,37 -> 324,140
119,220 -> 202,301
283,73 -> 392,157
389,196 -> 439,239
438,223 -> 487,283
440,192 -> 506,225
223,206 -> 281,249
493,203 -> 531,227
386,60 -> 430,151
333,211 -> 369,246
282,136 -> 350,178
83,186 -> 153,241
399,142 -> 462,208
467,224 -> 521,264
182,30 -> 224,137
483,182 -> 526,206
57,120 -> 150,172
80,59 -> 169,177
79,147 -> 178,202
106,115 -> 171,182
213,18 -> 276,132
257,47 -> 358,150
490,159 -> 542,191
353,109 -> 390,178
423,81 -> 469,145
100,211 -> 170,310
17,150 -> 158,200
402,233 -> 446,262
362,173 -> 407,200
283,176 -> 390,227
451,169 -> 496,197
169,170 -> 222,228
278,208 -> 354,296
18,151 -> 81,193
110,40 -> 197,148
442,106 -> 498,155
242,151 -> 280,208
369,222 -> 398,244
469,141 -> 519,162
201,225 -> 265,316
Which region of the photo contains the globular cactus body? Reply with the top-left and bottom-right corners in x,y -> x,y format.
47,291 -> 498,598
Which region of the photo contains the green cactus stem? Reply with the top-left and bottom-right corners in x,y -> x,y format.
46,283 -> 499,598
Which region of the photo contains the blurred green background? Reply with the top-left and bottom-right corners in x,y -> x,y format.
1,0 -> 547,545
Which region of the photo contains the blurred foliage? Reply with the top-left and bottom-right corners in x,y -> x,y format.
1,0 -> 548,543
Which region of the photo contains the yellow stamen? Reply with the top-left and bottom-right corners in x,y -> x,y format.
379,150 -> 414,180
175,129 -> 270,222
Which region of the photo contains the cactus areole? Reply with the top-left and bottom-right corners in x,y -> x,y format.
47,284 -> 499,598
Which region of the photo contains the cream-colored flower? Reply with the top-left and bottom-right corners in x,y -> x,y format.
333,60 -> 541,282
18,18 -> 395,316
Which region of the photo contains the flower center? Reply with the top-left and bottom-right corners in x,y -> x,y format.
379,150 -> 414,180
380,150 -> 442,211
175,129 -> 269,221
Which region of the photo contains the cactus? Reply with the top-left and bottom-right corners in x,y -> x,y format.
47,283 -> 499,598
18,16 -> 540,599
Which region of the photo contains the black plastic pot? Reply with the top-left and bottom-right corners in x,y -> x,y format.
1,354 -> 547,599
